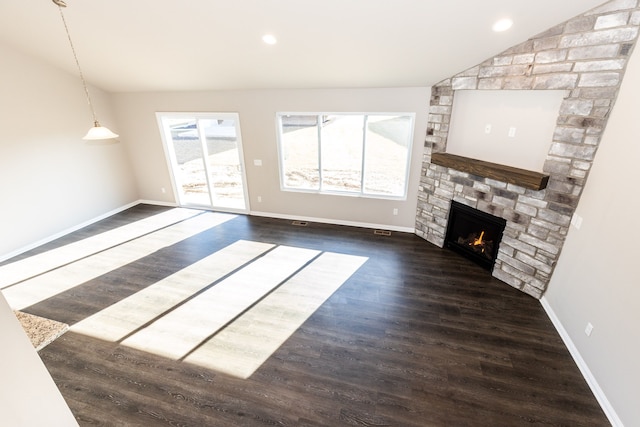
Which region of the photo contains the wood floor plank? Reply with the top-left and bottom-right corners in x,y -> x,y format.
13,204 -> 608,426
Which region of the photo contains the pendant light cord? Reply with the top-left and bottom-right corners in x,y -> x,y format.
55,2 -> 99,126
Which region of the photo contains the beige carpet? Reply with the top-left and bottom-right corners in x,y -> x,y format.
14,311 -> 69,351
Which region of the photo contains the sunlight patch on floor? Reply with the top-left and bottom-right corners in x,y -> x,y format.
121,245 -> 322,359
71,239 -> 274,341
184,251 -> 368,378
2,211 -> 368,380
2,212 -> 235,310
0,208 -> 200,289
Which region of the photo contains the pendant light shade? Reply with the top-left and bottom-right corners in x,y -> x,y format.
83,121 -> 119,140
53,0 -> 118,140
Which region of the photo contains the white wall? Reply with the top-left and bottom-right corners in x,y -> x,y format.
0,41 -> 138,258
543,46 -> 640,426
0,293 -> 78,426
112,87 -> 429,231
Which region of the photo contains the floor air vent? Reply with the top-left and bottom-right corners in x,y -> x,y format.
291,220 -> 308,227
374,229 -> 392,236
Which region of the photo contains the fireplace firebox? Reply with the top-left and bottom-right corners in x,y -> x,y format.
445,201 -> 506,271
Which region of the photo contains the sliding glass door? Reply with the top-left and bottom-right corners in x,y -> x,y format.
158,113 -> 249,212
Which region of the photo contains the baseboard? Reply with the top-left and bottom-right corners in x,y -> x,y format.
0,200 -> 141,263
249,210 -> 416,234
138,202 -> 414,233
540,296 -> 623,427
137,199 -> 179,208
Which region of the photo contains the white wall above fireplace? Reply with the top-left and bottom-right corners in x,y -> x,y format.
446,90 -> 566,172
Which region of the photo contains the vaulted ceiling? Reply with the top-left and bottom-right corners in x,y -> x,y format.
0,0 -> 605,93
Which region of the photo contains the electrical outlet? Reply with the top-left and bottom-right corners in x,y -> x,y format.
257,196 -> 262,203
571,213 -> 583,229
161,187 -> 166,194
393,208 -> 398,216
585,322 -> 594,337
254,159 -> 263,166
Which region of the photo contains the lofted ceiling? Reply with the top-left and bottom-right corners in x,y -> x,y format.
0,0 -> 606,93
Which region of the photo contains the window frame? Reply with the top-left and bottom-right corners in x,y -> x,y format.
156,111 -> 250,213
276,112 -> 415,201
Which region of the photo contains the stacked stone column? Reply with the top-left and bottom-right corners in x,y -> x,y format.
416,0 -> 640,298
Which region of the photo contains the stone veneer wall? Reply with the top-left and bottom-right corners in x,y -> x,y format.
416,0 -> 640,299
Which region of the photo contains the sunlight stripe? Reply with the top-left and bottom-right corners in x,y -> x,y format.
71,240 -> 274,341
121,245 -> 321,359
0,208 -> 201,289
183,252 -> 367,378
2,212 -> 235,310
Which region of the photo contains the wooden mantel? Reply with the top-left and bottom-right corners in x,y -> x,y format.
430,153 -> 549,191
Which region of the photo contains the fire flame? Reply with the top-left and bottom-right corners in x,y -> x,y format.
472,231 -> 485,247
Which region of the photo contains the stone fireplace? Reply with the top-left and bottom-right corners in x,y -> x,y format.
415,1 -> 640,298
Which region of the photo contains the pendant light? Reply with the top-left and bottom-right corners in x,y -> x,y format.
52,0 -> 118,140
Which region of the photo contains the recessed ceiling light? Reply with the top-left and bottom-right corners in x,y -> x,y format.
262,34 -> 277,45
492,18 -> 513,32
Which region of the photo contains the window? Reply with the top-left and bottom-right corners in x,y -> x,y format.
277,113 -> 414,199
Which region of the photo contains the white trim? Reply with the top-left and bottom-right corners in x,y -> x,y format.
249,210 -> 415,233
137,199 -> 179,207
540,296 -> 623,427
0,201 -> 140,263
155,112 -> 251,214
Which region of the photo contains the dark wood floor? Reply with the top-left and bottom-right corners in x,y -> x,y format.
11,204 -> 608,426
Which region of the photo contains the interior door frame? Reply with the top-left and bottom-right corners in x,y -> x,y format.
156,112 -> 251,214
